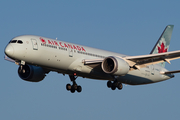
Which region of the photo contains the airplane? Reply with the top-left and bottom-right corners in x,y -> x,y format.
4,25 -> 180,93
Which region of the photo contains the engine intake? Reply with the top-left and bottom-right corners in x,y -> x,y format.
101,56 -> 129,76
18,64 -> 46,82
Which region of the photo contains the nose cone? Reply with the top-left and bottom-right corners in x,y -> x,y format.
5,44 -> 14,57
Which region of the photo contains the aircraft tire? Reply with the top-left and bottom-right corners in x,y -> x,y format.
111,84 -> 116,90
117,83 -> 123,90
107,81 -> 112,88
77,86 -> 82,93
66,84 -> 71,91
70,86 -> 76,93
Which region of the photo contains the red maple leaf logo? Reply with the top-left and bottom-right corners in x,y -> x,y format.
40,37 -> 46,44
158,42 -> 167,53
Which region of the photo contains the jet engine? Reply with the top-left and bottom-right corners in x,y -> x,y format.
101,56 -> 129,76
18,64 -> 46,82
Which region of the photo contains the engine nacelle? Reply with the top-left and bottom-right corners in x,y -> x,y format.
18,64 -> 46,82
101,56 -> 129,76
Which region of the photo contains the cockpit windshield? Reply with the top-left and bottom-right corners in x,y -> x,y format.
10,40 -> 17,43
9,40 -> 23,44
17,40 -> 23,44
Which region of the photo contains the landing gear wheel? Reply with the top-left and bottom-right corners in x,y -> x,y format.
70,86 -> 76,93
117,83 -> 123,90
107,79 -> 123,91
111,84 -> 116,90
66,84 -> 71,91
107,81 -> 112,88
77,86 -> 82,93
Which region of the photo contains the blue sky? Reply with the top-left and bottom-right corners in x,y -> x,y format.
1,0 -> 180,120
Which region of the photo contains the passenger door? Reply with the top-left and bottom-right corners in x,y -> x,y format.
31,39 -> 38,50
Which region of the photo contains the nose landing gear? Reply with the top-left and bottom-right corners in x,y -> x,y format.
66,75 -> 82,93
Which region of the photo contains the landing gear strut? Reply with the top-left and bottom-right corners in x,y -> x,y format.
66,75 -> 82,93
107,80 -> 123,90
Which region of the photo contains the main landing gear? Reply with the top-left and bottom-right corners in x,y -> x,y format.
66,75 -> 82,93
107,80 -> 123,90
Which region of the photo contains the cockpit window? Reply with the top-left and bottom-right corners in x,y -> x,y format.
11,40 -> 17,43
17,40 -> 23,44
9,40 -> 23,44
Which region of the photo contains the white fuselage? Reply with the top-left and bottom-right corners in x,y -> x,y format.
5,35 -> 173,85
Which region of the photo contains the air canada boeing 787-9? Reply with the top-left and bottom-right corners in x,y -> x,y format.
4,25 -> 180,93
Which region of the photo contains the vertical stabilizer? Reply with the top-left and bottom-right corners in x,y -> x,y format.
150,25 -> 174,67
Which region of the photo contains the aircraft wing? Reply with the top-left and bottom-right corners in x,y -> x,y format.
124,50 -> 180,69
83,50 -> 180,70
161,70 -> 180,74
